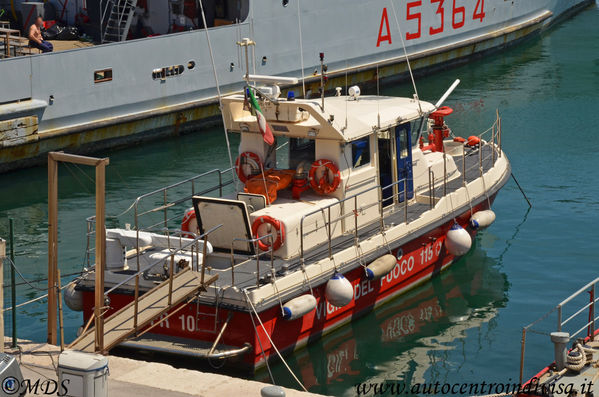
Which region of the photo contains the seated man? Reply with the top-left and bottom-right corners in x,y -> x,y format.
28,16 -> 53,53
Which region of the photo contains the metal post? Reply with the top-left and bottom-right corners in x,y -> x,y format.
47,155 -> 58,345
354,196 -> 358,241
95,160 -> 107,353
443,152 -> 447,196
428,168 -> 432,209
492,123 -> 496,165
404,179 -> 408,224
168,254 -> 174,306
9,218 -> 16,348
256,244 -> 260,288
591,283 -> 596,341
479,142 -> 483,178
557,305 -> 562,332
201,235 -> 208,285
0,238 -> 5,353
327,207 -> 332,259
519,328 -> 526,386
462,144 -> 466,185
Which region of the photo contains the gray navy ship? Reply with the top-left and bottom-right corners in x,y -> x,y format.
0,0 -> 593,172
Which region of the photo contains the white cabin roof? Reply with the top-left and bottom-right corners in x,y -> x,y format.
221,94 -> 435,142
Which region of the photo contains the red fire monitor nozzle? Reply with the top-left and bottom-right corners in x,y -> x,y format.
420,106 -> 453,153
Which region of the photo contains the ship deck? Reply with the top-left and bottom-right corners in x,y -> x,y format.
200,145 -> 499,293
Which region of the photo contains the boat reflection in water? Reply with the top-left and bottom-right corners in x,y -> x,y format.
259,238 -> 509,396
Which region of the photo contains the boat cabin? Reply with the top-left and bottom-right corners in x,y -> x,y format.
190,87 -> 459,260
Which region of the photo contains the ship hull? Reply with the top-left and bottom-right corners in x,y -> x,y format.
0,0 -> 593,172
79,196 -> 494,372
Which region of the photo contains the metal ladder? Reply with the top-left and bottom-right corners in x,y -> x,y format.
101,0 -> 138,43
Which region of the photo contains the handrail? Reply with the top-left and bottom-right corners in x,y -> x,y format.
229,234 -> 274,287
519,277 -> 598,384
103,223 -> 223,296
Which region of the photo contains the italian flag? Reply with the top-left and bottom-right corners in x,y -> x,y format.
247,87 -> 274,145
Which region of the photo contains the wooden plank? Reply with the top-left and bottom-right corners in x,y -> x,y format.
49,152 -> 109,167
47,155 -> 57,345
70,270 -> 217,353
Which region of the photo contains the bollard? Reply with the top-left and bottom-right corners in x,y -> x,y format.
261,385 -> 286,397
550,331 -> 570,371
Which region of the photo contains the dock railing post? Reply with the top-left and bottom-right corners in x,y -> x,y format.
9,218 -> 16,348
519,328 -> 526,386
0,238 -> 5,353
557,305 -> 562,332
462,145 -> 466,185
404,179 -> 408,224
591,282 -> 596,341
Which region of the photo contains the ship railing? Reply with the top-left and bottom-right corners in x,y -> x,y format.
297,114 -> 503,267
229,234 -> 275,288
84,167 -> 234,268
518,277 -> 599,384
79,224 -> 224,337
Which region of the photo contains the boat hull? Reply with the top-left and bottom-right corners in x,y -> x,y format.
80,196 -> 494,371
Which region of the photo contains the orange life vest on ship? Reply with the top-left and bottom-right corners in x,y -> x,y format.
244,169 -> 295,204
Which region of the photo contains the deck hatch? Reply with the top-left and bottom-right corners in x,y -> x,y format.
192,196 -> 255,256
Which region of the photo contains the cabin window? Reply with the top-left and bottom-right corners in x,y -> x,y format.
195,0 -> 250,29
94,69 -> 112,83
351,138 -> 370,168
288,137 -> 315,172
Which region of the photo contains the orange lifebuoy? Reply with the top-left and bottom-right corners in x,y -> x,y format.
252,215 -> 285,251
453,136 -> 466,143
309,159 -> 341,195
467,136 -> 481,146
235,152 -> 262,183
181,208 -> 197,238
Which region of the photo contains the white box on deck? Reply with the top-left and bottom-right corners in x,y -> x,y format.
251,193 -> 342,259
58,350 -> 108,397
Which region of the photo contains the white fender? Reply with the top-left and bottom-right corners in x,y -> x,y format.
282,294 -> 317,320
365,254 -> 397,280
470,210 -> 496,229
64,283 -> 83,312
445,223 -> 472,256
325,273 -> 353,307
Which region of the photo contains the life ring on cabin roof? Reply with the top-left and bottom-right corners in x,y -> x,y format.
181,208 -> 197,238
252,215 -> 285,252
309,159 -> 341,195
235,151 -> 262,183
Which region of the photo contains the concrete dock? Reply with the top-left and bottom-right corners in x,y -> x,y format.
8,340 -> 327,397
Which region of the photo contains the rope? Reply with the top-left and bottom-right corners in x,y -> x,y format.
566,343 -> 595,372
198,0 -> 236,184
243,290 -> 308,392
247,301 -> 275,384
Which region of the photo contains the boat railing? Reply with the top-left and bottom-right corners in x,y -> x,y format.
84,167 -> 234,268
298,114 -> 503,265
77,224 -> 224,337
229,234 -> 275,288
518,277 -> 599,384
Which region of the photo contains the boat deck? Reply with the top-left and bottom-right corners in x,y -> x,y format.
201,144 -> 499,292
532,340 -> 599,397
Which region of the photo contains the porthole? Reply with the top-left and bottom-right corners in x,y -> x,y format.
282,0 -> 289,7
187,60 -> 196,70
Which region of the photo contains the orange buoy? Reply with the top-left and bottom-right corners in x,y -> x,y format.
467,136 -> 481,146
181,208 -> 197,238
309,159 -> 341,195
252,215 -> 285,251
235,152 -> 262,183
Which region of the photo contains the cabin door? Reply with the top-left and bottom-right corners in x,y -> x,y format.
396,123 -> 414,202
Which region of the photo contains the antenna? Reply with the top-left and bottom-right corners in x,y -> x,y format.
297,0 -> 306,98
320,52 -> 326,111
237,38 -> 256,84
389,0 -> 422,114
199,0 -> 236,182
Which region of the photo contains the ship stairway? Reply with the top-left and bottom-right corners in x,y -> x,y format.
101,0 -> 137,43
69,268 -> 218,353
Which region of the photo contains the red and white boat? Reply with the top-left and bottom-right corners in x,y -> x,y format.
66,73 -> 511,372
